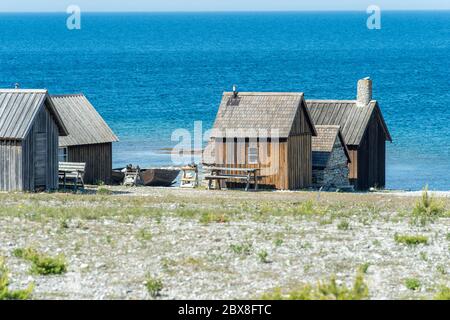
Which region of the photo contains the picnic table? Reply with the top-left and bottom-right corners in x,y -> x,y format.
204,167 -> 260,191
59,162 -> 86,191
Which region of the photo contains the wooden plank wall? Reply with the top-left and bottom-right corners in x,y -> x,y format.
348,147 -> 358,181
287,134 -> 312,189
289,100 -> 313,136
0,104 -> 59,192
21,104 -> 60,191
68,143 -> 113,184
0,140 -> 22,191
214,138 -> 288,189
354,112 -> 386,190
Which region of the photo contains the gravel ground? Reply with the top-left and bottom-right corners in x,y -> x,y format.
0,187 -> 449,300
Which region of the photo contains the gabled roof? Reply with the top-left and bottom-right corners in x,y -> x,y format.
0,89 -> 68,140
312,125 -> 350,168
211,92 -> 316,138
51,94 -> 118,147
307,100 -> 392,146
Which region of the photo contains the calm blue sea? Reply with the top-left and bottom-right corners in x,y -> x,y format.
0,12 -> 449,190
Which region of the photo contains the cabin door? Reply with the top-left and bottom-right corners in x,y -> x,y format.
35,133 -> 47,188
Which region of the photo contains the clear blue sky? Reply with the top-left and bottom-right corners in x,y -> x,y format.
0,0 -> 449,12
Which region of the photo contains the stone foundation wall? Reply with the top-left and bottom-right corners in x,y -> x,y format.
313,139 -> 350,189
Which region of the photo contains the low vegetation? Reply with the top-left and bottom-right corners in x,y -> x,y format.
257,250 -> 269,263
0,188 -> 448,299
96,187 -> 112,195
230,242 -> 253,256
358,263 -> 370,274
434,286 -> 450,300
136,228 -> 153,241
404,278 -> 421,291
337,220 -> 350,231
394,234 -> 428,246
0,257 -> 34,300
261,272 -> 369,300
199,212 -> 229,224
411,186 -> 447,225
145,275 -> 163,298
13,248 -> 67,275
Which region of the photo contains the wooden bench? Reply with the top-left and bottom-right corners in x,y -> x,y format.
59,162 -> 86,191
205,167 -> 260,191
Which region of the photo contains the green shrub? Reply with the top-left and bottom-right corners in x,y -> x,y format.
337,220 -> 350,231
394,234 -> 428,246
230,242 -> 252,256
358,263 -> 370,274
274,238 -> 284,247
412,186 -> 446,224
0,257 -> 34,300
261,272 -> 369,300
434,286 -> 450,300
404,278 -> 421,291
145,275 -> 163,298
257,250 -> 269,263
13,248 -> 67,275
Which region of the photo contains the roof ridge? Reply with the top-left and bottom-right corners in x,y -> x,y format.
223,92 -> 304,96
307,99 -> 379,104
51,93 -> 85,98
0,89 -> 48,93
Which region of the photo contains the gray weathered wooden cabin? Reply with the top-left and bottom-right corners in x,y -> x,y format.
51,94 -> 118,185
205,92 -> 317,190
0,89 -> 68,191
312,125 -> 351,189
307,78 -> 392,190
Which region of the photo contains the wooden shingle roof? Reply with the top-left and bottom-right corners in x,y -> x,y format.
0,89 -> 67,140
307,100 -> 391,146
211,92 -> 316,138
51,94 -> 118,147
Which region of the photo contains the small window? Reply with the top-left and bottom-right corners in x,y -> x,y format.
248,145 -> 259,164
59,147 -> 68,162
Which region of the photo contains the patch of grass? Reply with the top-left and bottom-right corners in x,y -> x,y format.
434,286 -> 450,300
0,257 -> 34,300
97,187 -> 112,195
145,275 -> 163,298
136,228 -> 152,241
411,186 -> 447,225
436,265 -> 447,275
404,278 -> 421,291
199,212 -> 229,224
13,248 -> 67,275
261,272 -> 369,300
60,219 -> 70,229
446,233 -> 450,241
337,220 -> 350,231
293,200 -> 327,216
394,234 -> 428,246
358,263 -> 370,274
274,238 -> 284,247
230,242 -> 252,256
419,252 -> 428,262
257,250 -> 269,263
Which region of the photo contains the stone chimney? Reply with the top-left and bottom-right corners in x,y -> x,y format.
357,77 -> 372,107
